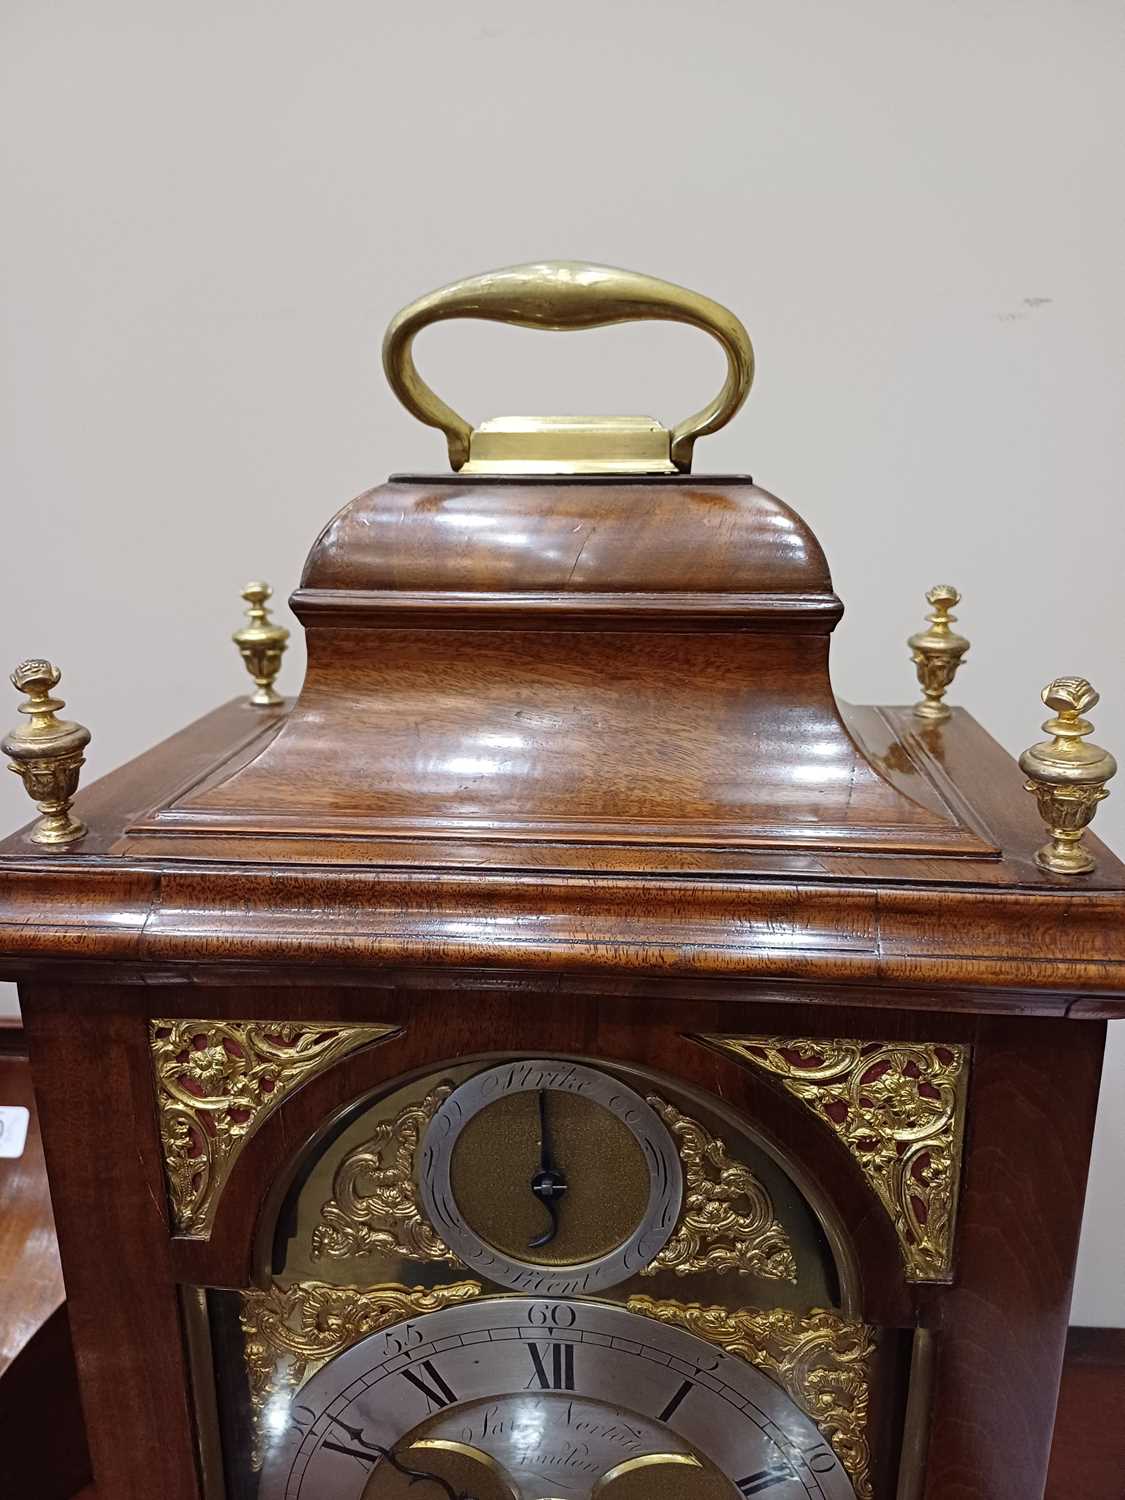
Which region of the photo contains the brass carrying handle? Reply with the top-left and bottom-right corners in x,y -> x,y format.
381,261 -> 755,472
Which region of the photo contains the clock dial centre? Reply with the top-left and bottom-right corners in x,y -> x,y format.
361,1394 -> 725,1499
361,1434 -> 517,1500
449,1088 -> 650,1266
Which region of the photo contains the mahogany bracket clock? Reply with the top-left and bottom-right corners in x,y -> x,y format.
2,262 -> 1122,1500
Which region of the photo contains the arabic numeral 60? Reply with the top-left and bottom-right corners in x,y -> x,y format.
527,1302 -> 577,1329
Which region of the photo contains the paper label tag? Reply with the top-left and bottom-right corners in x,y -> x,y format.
0,1105 -> 30,1159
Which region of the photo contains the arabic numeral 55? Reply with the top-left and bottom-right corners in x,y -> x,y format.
383,1322 -> 423,1356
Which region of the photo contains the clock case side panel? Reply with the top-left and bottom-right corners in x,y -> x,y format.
920,1014 -> 1106,1498
20,987 -> 203,1500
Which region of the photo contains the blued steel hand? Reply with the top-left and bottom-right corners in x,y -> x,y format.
328,1419 -> 481,1500
528,1088 -> 568,1248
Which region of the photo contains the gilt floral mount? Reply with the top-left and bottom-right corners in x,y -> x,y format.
703,1035 -> 969,1281
312,1085 -> 797,1282
151,1020 -> 396,1233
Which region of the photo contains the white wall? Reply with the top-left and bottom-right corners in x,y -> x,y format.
2,0 -> 1122,1321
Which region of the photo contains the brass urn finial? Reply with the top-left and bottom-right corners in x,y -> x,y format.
908,585 -> 969,722
1019,677 -> 1117,875
233,582 -> 289,707
2,660 -> 91,845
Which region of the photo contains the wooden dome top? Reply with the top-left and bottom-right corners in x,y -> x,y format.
299,476 -> 832,599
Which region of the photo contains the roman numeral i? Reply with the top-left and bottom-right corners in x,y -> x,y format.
657,1378 -> 693,1423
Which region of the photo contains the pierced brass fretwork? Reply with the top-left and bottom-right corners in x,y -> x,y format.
152,1020 -> 395,1234
312,1085 -> 458,1264
703,1035 -> 968,1282
642,1098 -> 797,1281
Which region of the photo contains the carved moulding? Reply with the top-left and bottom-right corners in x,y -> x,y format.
628,1295 -> 874,1500
151,1020 -> 397,1234
310,1085 -> 796,1282
702,1036 -> 969,1282
642,1097 -> 797,1281
240,1279 -> 482,1468
313,1085 -> 458,1263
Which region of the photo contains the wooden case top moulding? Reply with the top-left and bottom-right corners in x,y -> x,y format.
3,471 -> 1124,1003
129,476 -> 996,862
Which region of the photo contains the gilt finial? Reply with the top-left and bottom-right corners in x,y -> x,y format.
1018,677 -> 1117,875
908,585 -> 969,722
233,582 -> 289,707
2,660 -> 91,845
